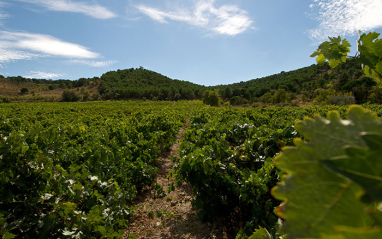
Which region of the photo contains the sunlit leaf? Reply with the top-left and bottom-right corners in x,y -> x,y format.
316,54 -> 326,64
272,106 -> 382,238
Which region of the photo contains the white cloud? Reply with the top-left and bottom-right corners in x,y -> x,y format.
135,0 -> 253,36
24,71 -> 64,79
135,6 -> 169,23
70,59 -> 117,67
18,0 -> 116,19
0,31 -> 117,68
0,31 -> 99,62
0,48 -> 38,63
310,0 -> 382,40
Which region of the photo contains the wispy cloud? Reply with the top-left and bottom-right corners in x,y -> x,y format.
309,0 -> 382,40
0,31 -> 99,60
0,48 -> 37,64
135,0 -> 253,36
24,71 -> 64,79
18,0 -> 116,19
0,31 -> 116,68
70,59 -> 117,67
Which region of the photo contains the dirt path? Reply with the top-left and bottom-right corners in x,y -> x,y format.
123,102 -> 229,239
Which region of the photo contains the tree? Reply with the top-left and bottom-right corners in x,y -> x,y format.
202,90 -> 221,107
225,87 -> 233,99
20,87 -> 29,95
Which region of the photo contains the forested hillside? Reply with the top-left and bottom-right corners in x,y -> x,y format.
1,60 -> 381,105
99,67 -> 207,100
214,59 -> 381,105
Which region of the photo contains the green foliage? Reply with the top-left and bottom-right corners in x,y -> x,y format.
202,90 -> 222,106
20,87 -> 29,95
1,97 -> 11,103
272,106 -> 382,238
247,227 -> 272,239
213,60 -> 362,104
342,76 -> 376,92
312,88 -> 336,105
311,36 -> 351,68
61,90 -> 81,102
171,105 -> 362,237
369,86 -> 382,103
312,31 -> 382,80
3,101 -> 382,238
225,87 -> 233,99
1,61 -> 367,105
0,101 -> 189,238
99,68 -> 206,100
269,89 -> 294,104
229,95 -> 248,105
327,95 -> 355,105
257,89 -> 296,104
358,32 -> 382,79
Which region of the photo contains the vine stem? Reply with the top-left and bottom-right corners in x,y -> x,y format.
374,70 -> 382,79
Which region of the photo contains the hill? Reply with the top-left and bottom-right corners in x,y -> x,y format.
98,67 -> 207,101
1,60 -> 379,104
212,59 -> 378,105
0,68 -> 208,102
0,75 -> 101,102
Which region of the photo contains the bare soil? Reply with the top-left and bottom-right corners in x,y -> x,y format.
123,104 -> 230,239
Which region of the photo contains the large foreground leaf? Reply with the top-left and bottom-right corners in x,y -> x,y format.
272,106 -> 382,238
324,133 -> 382,202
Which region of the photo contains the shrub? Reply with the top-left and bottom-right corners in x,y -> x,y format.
369,86 -> 382,103
20,87 -> 29,95
229,96 -> 248,105
270,89 -> 293,104
327,95 -> 356,105
1,97 -> 11,103
312,88 -> 336,105
61,90 -> 80,102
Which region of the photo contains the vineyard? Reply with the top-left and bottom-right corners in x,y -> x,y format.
0,101 -> 189,238
1,100 -> 382,238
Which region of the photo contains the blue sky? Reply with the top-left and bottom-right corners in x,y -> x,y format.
0,0 -> 382,86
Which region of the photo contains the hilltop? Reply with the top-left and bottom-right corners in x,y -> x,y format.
99,68 -> 207,100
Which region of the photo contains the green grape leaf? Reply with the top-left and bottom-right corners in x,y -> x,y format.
329,36 -> 342,44
316,54 -> 326,64
360,32 -> 381,50
364,65 -> 372,76
358,32 -> 382,79
311,36 -> 351,68
272,106 -> 382,238
375,39 -> 382,57
249,227 -> 272,239
3,232 -> 16,239
376,61 -> 382,77
359,45 -> 380,68
323,226 -> 382,239
98,225 -> 107,236
323,133 -> 382,201
328,58 -> 342,68
341,38 -> 352,49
